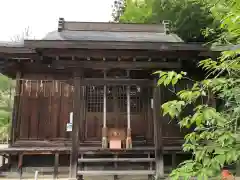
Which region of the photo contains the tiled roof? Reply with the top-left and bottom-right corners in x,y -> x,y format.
43,30 -> 184,43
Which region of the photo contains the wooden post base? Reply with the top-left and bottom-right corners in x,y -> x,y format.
126,128 -> 132,149
18,154 -> 23,179
102,136 -> 108,148
102,127 -> 108,148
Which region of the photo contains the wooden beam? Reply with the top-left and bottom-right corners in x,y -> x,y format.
153,80 -> 164,178
0,47 -> 35,54
19,61 -> 181,74
82,78 -> 153,86
77,170 -> 155,176
39,49 -> 211,60
69,71 -> 83,179
78,158 -> 155,163
10,77 -> 153,87
52,60 -> 181,69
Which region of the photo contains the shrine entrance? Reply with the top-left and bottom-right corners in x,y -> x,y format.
84,70 -> 153,147
85,85 -> 149,140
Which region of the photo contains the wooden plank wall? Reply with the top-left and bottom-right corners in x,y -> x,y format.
15,75 -> 154,142
16,74 -> 73,140
14,73 -> 194,142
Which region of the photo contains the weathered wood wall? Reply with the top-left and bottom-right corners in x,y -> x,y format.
16,74 -> 73,140
14,73 -> 194,144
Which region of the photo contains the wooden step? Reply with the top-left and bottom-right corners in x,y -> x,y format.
77,170 -> 155,176
78,158 -> 155,163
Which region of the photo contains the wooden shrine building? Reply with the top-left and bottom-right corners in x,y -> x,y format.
0,18 -> 220,179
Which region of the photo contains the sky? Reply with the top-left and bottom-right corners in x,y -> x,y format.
0,0 -> 115,41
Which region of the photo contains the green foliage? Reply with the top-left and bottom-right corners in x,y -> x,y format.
117,0 -> 221,42
119,0 -> 154,23
156,67 -> 240,179
151,0 -> 220,42
152,0 -> 240,178
210,0 -> 240,44
0,75 -> 13,91
0,74 -> 13,142
156,56 -> 240,178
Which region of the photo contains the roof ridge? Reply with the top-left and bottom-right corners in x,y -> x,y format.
57,17 -> 165,33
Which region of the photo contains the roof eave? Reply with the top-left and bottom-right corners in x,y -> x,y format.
24,40 -> 211,51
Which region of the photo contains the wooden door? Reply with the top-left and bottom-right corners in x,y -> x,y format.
106,86 -> 126,130
85,85 -> 103,141
84,85 -> 152,142
106,85 -> 150,142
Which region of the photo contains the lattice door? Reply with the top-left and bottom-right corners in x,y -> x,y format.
85,85 -> 147,141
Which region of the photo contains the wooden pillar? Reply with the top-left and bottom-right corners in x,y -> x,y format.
54,153 -> 59,179
172,153 -> 176,169
69,71 -> 83,179
81,86 -> 86,142
126,70 -> 132,149
18,153 -> 23,179
102,71 -> 108,148
11,72 -> 21,145
153,80 -> 164,179
2,155 -> 5,166
145,87 -> 152,142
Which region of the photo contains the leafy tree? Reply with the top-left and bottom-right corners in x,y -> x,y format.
119,0 -> 154,23
0,28 -> 31,142
112,0 -> 126,22
0,75 -> 13,142
154,0 -> 240,179
117,0 -> 221,42
0,75 -> 13,92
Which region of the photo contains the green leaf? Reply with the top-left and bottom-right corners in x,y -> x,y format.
164,71 -> 175,86
214,155 -> 225,167
172,73 -> 182,85
157,75 -> 167,86
162,100 -> 185,118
